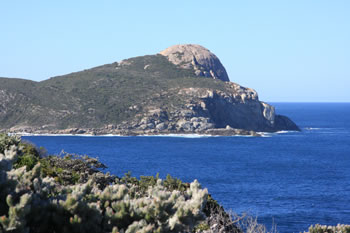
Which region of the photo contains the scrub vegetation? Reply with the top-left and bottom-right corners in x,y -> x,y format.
0,55 -> 228,130
0,134 -> 238,233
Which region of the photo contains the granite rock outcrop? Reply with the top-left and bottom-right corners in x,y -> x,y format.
159,44 -> 230,82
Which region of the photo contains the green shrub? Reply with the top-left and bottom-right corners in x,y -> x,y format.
307,224 -> 350,233
13,153 -> 38,170
0,134 -> 209,233
0,134 -> 20,154
194,222 -> 210,231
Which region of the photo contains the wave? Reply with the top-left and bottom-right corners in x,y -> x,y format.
260,133 -> 272,138
95,134 -> 125,137
257,130 -> 300,137
36,134 -> 130,137
10,133 -> 75,137
133,134 -> 259,138
17,133 -> 212,138
304,127 -> 342,131
275,130 -> 290,134
15,133 -> 124,137
258,131 -> 291,136
138,134 -> 215,138
304,128 -> 346,135
19,133 -> 259,138
20,133 -> 88,137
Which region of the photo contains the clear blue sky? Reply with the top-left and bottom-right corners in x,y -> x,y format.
1,1 -> 349,102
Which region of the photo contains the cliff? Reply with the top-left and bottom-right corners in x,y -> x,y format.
0,44 -> 299,135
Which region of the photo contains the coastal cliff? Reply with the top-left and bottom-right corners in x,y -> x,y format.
0,44 -> 299,136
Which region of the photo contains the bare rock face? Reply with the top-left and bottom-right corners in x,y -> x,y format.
176,87 -> 295,132
159,44 -> 230,82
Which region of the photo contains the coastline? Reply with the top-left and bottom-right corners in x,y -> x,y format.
3,124 -> 303,138
6,127 -> 263,137
8,130 -> 299,138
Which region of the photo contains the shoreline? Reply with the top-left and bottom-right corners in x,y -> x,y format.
9,130 -> 298,138
3,124 -> 302,138
10,132 -> 256,137
3,126 -> 263,137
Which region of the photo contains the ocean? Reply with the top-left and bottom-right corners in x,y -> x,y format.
22,103 -> 350,233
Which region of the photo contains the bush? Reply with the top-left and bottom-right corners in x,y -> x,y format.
307,224 -> 350,233
0,134 -> 20,154
0,134 -> 209,233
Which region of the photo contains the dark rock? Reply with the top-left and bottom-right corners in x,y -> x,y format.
273,115 -> 300,131
156,122 -> 167,131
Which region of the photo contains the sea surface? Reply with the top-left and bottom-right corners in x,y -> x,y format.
23,103 -> 350,233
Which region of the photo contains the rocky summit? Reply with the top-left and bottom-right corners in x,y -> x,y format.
0,44 -> 299,136
159,44 -> 230,82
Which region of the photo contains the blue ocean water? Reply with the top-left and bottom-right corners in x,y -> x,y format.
23,103 -> 350,233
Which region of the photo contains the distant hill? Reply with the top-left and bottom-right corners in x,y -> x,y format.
0,44 -> 299,135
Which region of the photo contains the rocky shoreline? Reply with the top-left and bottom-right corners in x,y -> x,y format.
3,125 -> 262,137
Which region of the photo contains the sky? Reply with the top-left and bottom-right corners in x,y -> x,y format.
1,0 -> 349,102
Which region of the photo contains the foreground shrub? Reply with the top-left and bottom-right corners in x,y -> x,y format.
306,224 -> 350,233
0,134 -> 208,233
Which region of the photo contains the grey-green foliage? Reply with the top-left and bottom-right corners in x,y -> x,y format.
0,135 -> 21,221
0,135 -> 208,233
0,134 -> 20,154
40,152 -> 114,186
306,224 -> 350,233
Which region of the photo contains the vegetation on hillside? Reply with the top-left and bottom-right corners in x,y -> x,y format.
0,55 -> 230,130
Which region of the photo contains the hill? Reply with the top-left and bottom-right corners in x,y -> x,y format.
0,44 -> 299,135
